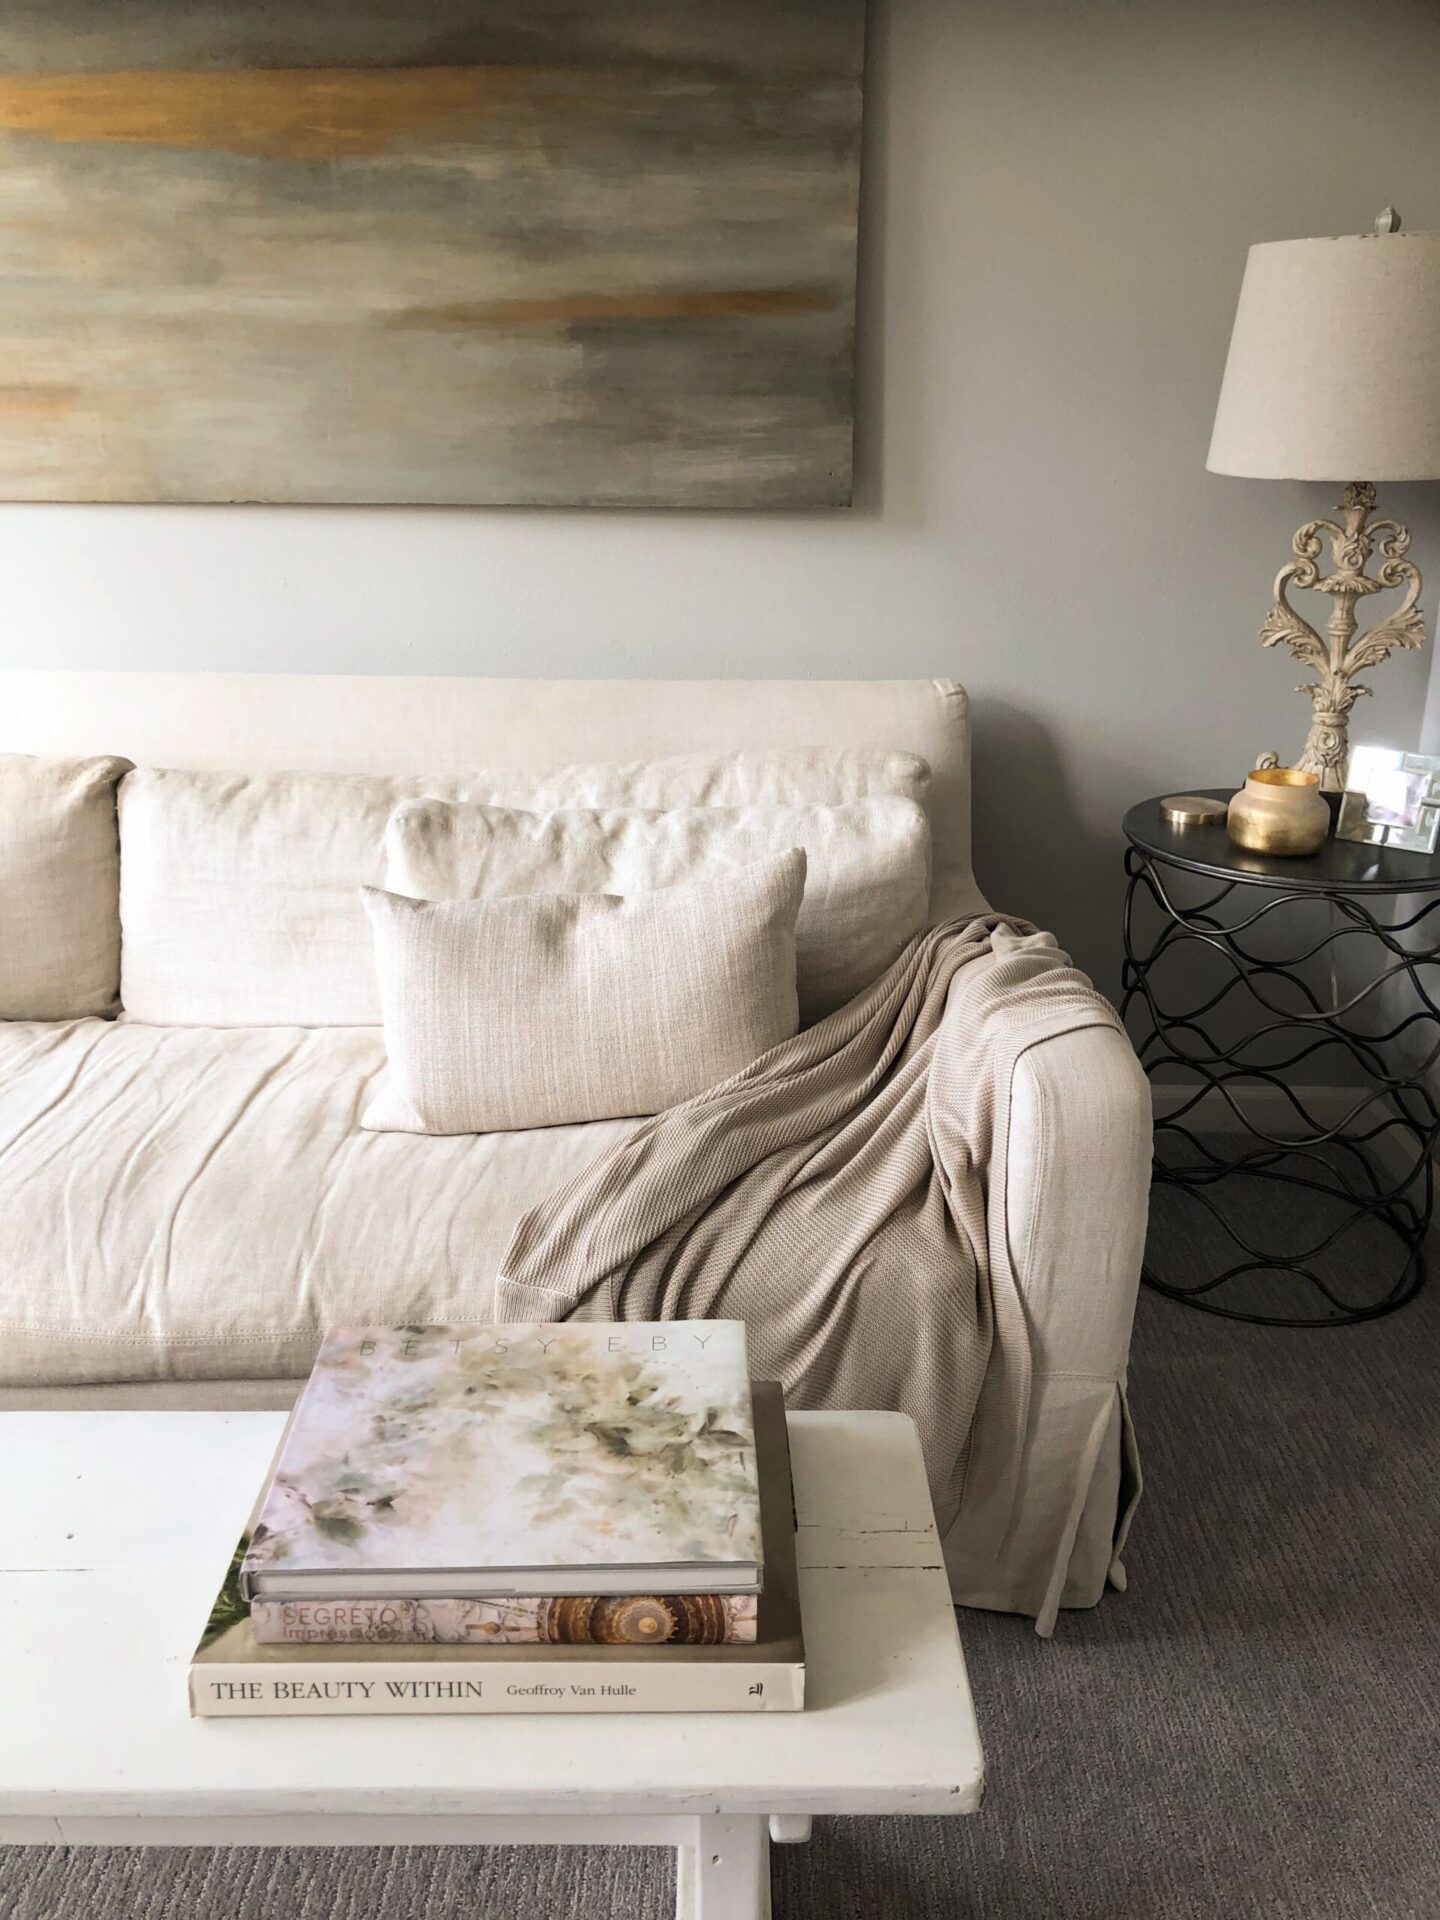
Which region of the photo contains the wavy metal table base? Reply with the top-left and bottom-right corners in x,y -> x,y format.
1121,809 -> 1440,1327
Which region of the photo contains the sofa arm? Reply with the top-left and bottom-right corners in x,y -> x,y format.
1005,1020 -> 1152,1378
943,1015 -> 1152,1631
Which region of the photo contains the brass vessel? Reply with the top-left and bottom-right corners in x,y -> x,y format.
1226,767 -> 1330,857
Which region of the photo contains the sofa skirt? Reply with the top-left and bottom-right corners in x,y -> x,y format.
943,1375 -> 1141,1635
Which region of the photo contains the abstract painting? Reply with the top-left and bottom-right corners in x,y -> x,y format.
0,3 -> 864,507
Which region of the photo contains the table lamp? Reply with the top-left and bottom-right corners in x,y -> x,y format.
1207,213 -> 1440,791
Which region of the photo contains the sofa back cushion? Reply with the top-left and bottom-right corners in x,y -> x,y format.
361,851 -> 805,1133
118,750 -> 928,1026
386,796 -> 930,1022
0,753 -> 132,1019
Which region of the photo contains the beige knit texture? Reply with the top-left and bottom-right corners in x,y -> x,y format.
363,850 -> 806,1134
497,917 -> 1125,1553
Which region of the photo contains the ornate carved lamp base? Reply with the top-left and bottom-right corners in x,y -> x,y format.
1261,481 -> 1426,792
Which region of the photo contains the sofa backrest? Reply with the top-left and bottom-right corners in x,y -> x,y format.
0,672 -> 976,905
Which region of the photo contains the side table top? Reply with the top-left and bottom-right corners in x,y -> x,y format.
0,1409 -> 983,1827
1124,790 -> 1440,895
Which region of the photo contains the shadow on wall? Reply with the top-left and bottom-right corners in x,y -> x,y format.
967,697 -> 1130,997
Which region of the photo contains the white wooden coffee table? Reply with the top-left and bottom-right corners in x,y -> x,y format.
0,1409 -> 983,1919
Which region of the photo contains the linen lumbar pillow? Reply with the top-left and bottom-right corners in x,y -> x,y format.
0,753 -> 133,1019
361,848 -> 806,1134
384,796 -> 931,1022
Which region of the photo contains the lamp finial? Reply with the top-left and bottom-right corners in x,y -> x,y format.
1374,206 -> 1401,234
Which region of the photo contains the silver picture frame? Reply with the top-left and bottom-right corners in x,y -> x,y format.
1336,746 -> 1440,855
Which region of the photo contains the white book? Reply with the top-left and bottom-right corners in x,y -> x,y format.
238,1321 -> 762,1601
189,1655 -> 802,1717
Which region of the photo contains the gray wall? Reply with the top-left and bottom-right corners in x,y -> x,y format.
3,0 -> 1438,995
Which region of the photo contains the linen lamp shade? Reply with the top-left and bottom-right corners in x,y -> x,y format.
1207,232 -> 1440,481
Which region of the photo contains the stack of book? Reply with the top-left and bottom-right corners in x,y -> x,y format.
190,1320 -> 804,1717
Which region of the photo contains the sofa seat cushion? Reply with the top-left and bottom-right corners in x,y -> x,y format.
0,1020 -> 636,1388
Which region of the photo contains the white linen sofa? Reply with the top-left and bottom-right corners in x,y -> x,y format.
0,672 -> 1150,1624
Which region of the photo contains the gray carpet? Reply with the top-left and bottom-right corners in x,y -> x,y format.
5,1191 -> 1439,1919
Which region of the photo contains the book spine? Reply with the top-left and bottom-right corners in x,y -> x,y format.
190,1656 -> 802,1717
249,1594 -> 758,1648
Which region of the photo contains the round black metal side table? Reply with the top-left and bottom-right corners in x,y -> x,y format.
1121,791 -> 1440,1325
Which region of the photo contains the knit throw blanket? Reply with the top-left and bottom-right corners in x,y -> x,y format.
497,918 -> 1124,1554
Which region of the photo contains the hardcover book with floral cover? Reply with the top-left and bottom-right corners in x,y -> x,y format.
238,1321 -> 762,1602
